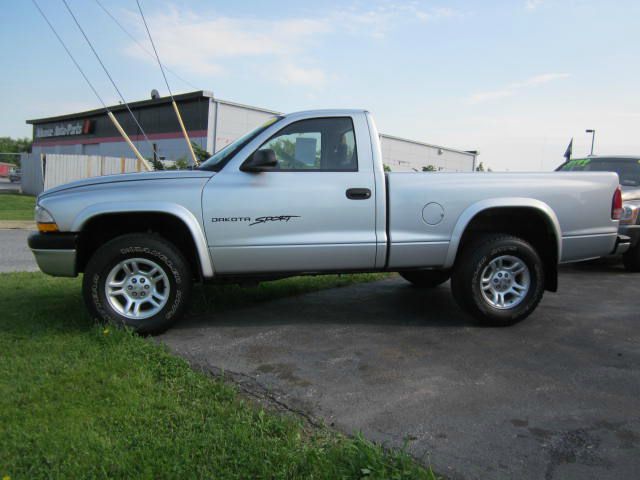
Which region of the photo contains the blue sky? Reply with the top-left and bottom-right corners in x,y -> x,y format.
2,0 -> 639,170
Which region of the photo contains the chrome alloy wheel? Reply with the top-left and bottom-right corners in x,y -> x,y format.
480,255 -> 530,310
104,258 -> 170,320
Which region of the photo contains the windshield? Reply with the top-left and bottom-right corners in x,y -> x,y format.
198,116 -> 284,171
558,157 -> 640,187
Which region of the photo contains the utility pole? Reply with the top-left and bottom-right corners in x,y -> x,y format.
586,129 -> 596,156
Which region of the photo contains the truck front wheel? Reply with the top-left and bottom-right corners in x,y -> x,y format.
82,233 -> 192,334
451,235 -> 545,326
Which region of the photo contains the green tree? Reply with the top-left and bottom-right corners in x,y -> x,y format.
174,158 -> 190,170
270,138 -> 300,168
191,142 -> 211,165
148,156 -> 164,171
422,165 -> 437,172
0,137 -> 32,165
475,161 -> 491,172
383,164 -> 392,172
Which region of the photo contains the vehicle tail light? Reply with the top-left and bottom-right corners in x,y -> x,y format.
612,186 -> 623,220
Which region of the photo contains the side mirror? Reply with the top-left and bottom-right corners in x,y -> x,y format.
241,149 -> 277,172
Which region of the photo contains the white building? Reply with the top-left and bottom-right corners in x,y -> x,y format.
27,90 -> 477,171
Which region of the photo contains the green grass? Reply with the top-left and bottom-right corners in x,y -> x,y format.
0,193 -> 36,221
0,272 -> 437,480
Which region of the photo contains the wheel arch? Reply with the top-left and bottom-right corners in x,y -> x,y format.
72,202 -> 214,278
445,199 -> 562,292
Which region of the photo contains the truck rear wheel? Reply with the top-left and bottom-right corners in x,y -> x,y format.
451,235 -> 545,326
82,233 -> 192,334
399,270 -> 450,288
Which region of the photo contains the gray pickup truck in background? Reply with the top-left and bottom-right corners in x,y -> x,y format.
29,110 -> 626,333
557,155 -> 640,271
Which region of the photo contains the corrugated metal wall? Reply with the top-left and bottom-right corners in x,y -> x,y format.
43,154 -> 148,191
379,135 -> 476,172
19,153 -> 148,195
20,153 -> 44,196
213,101 -> 277,153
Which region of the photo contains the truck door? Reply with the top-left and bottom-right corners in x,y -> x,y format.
202,116 -> 378,274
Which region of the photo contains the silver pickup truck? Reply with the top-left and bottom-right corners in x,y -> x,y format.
29,110 -> 627,333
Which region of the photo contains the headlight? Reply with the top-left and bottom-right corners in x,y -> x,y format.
620,203 -> 640,225
35,205 -> 59,232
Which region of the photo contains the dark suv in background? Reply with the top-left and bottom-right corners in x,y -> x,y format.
557,156 -> 640,271
9,168 -> 21,183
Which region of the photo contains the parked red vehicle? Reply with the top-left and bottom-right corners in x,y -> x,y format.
0,162 -> 14,177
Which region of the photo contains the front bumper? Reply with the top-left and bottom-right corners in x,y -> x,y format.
28,232 -> 78,277
618,224 -> 640,248
611,235 -> 631,256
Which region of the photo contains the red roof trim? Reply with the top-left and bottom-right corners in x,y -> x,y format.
33,130 -> 208,147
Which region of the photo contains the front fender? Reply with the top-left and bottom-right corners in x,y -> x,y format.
71,202 -> 214,278
443,197 -> 562,269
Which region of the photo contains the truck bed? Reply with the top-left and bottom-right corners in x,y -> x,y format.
386,171 -> 620,268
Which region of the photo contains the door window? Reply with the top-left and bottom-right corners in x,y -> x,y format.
257,117 -> 357,171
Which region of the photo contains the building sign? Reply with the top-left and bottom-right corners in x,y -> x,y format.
35,120 -> 93,138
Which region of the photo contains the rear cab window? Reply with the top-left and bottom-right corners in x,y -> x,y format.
558,157 -> 640,188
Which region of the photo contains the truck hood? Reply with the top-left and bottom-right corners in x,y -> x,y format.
622,187 -> 640,202
39,170 -> 216,198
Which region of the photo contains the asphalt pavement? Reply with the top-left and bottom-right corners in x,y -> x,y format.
159,261 -> 640,480
0,229 -> 37,272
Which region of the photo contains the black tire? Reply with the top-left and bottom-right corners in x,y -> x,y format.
82,233 -> 192,334
399,270 -> 450,288
451,234 -> 545,327
623,245 -> 640,272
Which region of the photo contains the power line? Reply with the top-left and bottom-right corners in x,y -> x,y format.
93,0 -> 200,92
136,0 -> 199,166
61,0 -> 155,154
31,0 -> 152,169
136,0 -> 173,96
31,0 -> 107,109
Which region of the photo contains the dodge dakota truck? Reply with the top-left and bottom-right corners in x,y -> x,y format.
29,110 -> 627,333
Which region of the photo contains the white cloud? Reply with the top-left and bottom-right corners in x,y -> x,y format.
525,0 -> 544,11
278,63 -> 328,89
517,73 -> 570,87
124,6 -> 329,79
416,7 -> 457,21
122,3 -> 460,85
468,73 -> 570,104
469,89 -> 516,104
338,3 -> 459,38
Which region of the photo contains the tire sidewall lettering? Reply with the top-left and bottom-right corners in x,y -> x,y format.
118,246 -> 182,284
